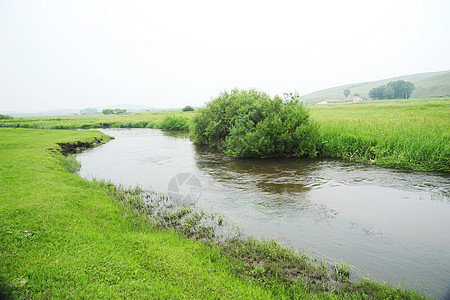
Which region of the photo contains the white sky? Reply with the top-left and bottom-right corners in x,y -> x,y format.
1,0 -> 449,112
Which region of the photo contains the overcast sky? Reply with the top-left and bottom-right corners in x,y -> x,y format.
1,0 -> 449,112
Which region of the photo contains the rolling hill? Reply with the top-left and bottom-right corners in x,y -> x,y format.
301,70 -> 450,101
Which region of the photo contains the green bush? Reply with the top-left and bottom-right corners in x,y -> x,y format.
191,89 -> 320,158
159,115 -> 190,131
182,105 -> 194,112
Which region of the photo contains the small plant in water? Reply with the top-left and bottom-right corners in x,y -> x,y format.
62,154 -> 81,173
334,261 -> 351,281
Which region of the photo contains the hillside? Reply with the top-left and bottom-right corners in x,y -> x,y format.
302,70 -> 450,101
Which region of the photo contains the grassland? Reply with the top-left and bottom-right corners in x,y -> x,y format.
301,70 -> 450,101
309,98 -> 450,171
0,110 -> 194,130
1,98 -> 448,172
0,128 -> 429,299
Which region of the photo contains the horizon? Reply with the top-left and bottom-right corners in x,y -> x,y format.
1,0 -> 450,113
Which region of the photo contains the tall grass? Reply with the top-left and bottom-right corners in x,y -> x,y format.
310,99 -> 450,171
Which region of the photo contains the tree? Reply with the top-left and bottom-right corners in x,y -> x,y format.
369,80 -> 415,100
80,108 -> 99,115
102,109 -> 114,115
344,89 -> 351,98
191,89 -> 320,158
0,114 -> 13,119
102,108 -> 127,115
387,80 -> 415,99
354,93 -> 360,97
182,105 -> 194,112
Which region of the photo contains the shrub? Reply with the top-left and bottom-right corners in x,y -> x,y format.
0,114 -> 13,119
182,105 -> 194,112
159,115 -> 190,131
191,89 -> 320,158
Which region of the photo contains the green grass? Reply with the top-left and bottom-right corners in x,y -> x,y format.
0,128 -> 430,299
0,110 -> 194,130
0,128 -> 271,299
309,98 -> 450,171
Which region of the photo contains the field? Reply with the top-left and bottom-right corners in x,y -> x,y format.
0,110 -> 194,130
1,98 -> 449,172
309,98 -> 450,171
0,128 -> 429,299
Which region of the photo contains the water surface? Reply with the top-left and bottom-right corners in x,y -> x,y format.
78,129 -> 450,299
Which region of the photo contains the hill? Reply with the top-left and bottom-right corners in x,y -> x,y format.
302,70 -> 450,101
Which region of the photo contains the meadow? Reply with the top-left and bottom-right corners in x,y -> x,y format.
1,98 -> 448,171
0,128 -> 429,299
309,98 -> 449,171
0,110 -> 194,130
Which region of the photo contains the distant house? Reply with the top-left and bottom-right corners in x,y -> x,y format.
344,96 -> 363,102
312,99 -> 342,104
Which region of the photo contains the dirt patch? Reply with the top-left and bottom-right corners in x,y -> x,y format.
57,137 -> 103,155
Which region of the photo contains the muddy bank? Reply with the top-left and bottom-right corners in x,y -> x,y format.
57,136 -> 112,155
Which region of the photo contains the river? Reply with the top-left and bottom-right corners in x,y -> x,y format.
77,128 -> 450,299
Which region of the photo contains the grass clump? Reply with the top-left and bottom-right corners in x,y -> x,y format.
60,154 -> 81,173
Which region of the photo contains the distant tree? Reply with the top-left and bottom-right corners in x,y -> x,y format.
343,89 -> 351,98
80,108 -> 99,115
102,109 -> 114,115
369,80 -> 415,100
182,105 -> 194,112
102,108 -> 127,115
0,114 -> 13,119
114,109 -> 127,114
354,93 -> 360,97
369,85 -> 394,100
387,80 -> 415,99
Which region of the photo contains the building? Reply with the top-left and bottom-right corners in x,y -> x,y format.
312,99 -> 342,104
344,96 -> 363,102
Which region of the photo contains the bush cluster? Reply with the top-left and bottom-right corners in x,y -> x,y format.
159,115 -> 190,131
191,89 -> 320,158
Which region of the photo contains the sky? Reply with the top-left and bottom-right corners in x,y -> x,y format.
1,0 -> 449,113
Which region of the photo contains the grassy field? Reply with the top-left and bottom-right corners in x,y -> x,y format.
309,98 -> 449,171
1,98 -> 448,171
0,128 -> 429,299
0,110 -> 194,130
